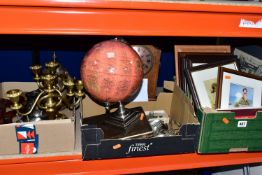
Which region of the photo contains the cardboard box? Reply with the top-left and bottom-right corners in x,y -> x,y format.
197,108 -> 262,154
0,82 -> 76,156
81,81 -> 200,160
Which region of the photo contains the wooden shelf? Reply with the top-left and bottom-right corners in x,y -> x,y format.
1,152 -> 262,175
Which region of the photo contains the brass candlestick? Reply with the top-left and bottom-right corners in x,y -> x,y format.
6,52 -> 84,122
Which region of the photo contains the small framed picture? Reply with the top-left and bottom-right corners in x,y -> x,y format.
179,53 -> 237,92
174,45 -> 231,87
185,60 -> 238,110
216,67 -> 262,110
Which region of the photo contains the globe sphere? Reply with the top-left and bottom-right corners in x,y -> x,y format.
80,40 -> 143,103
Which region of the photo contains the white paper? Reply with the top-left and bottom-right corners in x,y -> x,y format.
239,18 -> 262,29
132,78 -> 148,102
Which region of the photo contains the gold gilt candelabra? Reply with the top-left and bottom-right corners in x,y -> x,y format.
6,53 -> 84,121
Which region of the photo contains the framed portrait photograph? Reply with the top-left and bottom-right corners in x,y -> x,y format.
185,60 -> 238,110
174,45 -> 231,87
216,67 -> 262,110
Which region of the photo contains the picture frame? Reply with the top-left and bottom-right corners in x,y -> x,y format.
216,67 -> 262,110
174,45 -> 231,87
185,59 -> 238,110
179,52 -> 237,93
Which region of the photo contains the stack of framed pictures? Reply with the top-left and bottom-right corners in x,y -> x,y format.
179,53 -> 237,98
185,59 -> 239,110
175,45 -> 262,154
174,45 -> 231,88
176,46 -> 262,113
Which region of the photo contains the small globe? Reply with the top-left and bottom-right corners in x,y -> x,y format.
80,40 -> 143,103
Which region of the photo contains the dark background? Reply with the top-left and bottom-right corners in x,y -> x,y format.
0,35 -> 261,86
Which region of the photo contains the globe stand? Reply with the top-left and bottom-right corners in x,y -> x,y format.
104,102 -> 141,129
84,102 -> 153,139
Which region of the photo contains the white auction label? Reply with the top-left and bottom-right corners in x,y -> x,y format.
237,121 -> 247,128
239,18 -> 262,29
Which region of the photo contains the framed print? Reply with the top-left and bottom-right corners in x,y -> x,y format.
185,60 -> 238,110
216,67 -> 262,110
181,53 -> 237,69
174,45 -> 231,87
179,52 -> 237,92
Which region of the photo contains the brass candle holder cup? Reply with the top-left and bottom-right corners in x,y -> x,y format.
6,89 -> 23,110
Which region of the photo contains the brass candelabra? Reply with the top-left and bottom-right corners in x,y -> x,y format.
6,53 -> 84,122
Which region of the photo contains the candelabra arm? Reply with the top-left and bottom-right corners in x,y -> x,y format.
57,84 -> 64,92
37,93 -> 62,111
69,97 -> 82,110
61,94 -> 82,110
17,90 -> 45,116
55,88 -> 62,96
54,89 -> 63,108
55,89 -> 63,108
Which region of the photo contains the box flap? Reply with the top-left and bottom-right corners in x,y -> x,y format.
170,85 -> 198,125
163,81 -> 175,92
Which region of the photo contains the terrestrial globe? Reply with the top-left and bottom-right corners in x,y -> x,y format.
80,39 -> 143,103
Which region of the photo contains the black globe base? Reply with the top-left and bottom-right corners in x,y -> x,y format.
104,102 -> 141,129
84,106 -> 153,139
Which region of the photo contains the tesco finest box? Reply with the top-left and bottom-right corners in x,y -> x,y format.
81,81 -> 200,160
197,108 -> 262,154
0,82 -> 75,156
